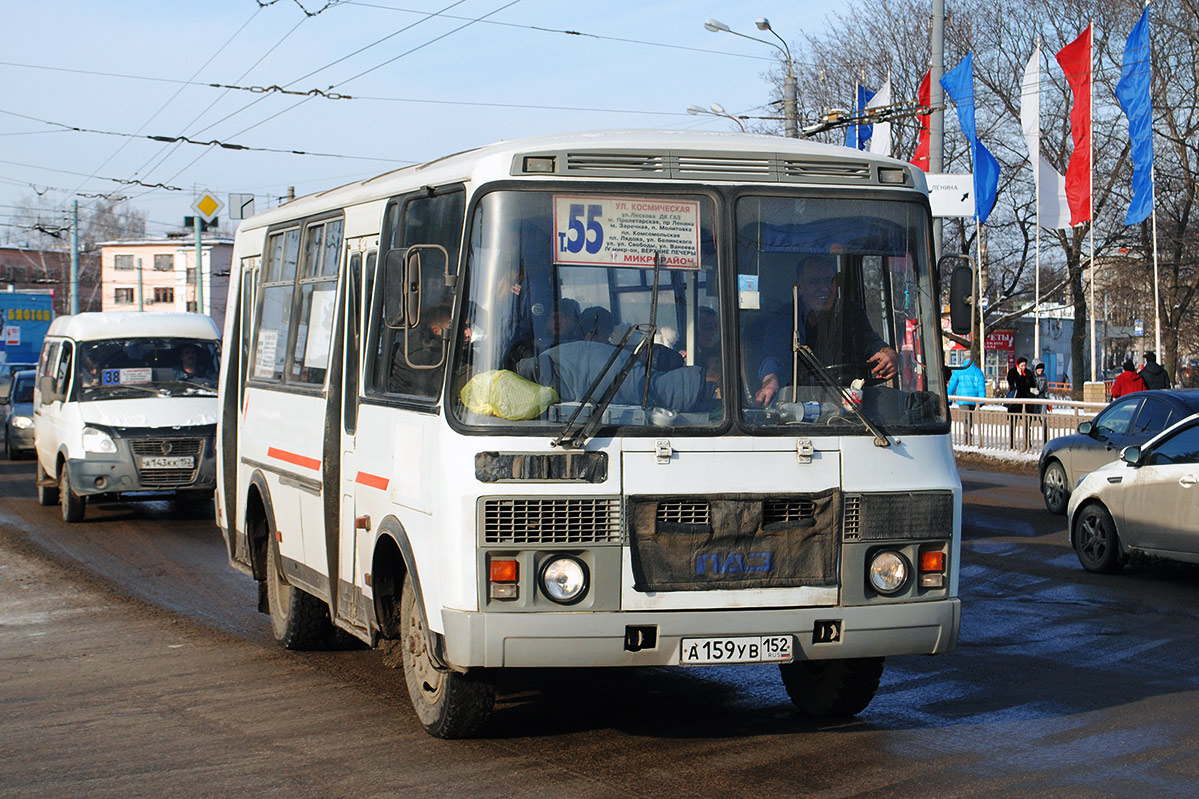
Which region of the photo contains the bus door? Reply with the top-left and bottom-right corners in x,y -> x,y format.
337,240 -> 374,630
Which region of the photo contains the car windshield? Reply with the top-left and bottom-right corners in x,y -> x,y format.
450,189 -> 723,432
75,337 -> 220,399
12,376 -> 34,403
735,195 -> 945,432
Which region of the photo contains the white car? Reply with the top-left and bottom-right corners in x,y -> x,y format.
1067,412 -> 1199,573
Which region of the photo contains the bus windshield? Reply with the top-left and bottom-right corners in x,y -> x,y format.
76,337 -> 221,400
736,195 -> 945,432
449,189 -> 944,435
451,190 -> 723,431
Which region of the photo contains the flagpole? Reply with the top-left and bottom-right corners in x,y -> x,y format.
1148,0 -> 1162,361
1088,21 -> 1097,384
978,217 -> 985,386
1034,41 -> 1042,363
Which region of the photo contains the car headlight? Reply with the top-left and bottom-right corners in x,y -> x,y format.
10,415 -> 32,429
81,426 -> 117,454
539,555 -> 589,604
868,550 -> 909,595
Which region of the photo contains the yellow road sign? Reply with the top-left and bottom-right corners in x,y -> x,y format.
192,190 -> 224,223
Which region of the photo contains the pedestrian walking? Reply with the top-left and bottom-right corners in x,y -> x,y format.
947,357 -> 985,445
1140,351 -> 1171,390
1111,360 -> 1146,399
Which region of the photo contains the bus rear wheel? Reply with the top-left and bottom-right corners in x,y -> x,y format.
400,576 -> 494,738
779,657 -> 885,718
266,540 -> 333,650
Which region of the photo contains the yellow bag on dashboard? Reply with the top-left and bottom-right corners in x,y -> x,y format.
460,369 -> 558,420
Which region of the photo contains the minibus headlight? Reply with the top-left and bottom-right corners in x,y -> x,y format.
868,550 -> 909,595
81,427 -> 117,454
540,556 -> 588,604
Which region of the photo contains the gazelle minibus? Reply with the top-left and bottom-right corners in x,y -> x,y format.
216,130 -> 961,737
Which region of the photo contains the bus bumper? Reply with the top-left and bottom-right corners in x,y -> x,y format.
441,598 -> 960,668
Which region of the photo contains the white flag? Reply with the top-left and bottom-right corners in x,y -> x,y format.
867,77 -> 892,156
1021,46 -> 1071,230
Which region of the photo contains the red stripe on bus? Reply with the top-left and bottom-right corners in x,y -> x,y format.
355,471 -> 389,490
267,447 -> 321,471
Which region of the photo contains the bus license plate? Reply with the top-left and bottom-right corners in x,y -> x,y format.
680,635 -> 793,666
141,456 -> 194,470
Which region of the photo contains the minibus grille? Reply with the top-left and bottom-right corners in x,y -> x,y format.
841,491 -> 953,541
130,437 -> 204,488
482,498 -> 622,544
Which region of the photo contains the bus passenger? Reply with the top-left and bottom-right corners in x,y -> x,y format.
752,255 -> 899,406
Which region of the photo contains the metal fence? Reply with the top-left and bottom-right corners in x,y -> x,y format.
947,396 -> 1105,454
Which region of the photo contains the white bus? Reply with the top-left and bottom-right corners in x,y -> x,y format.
216,130 -> 962,738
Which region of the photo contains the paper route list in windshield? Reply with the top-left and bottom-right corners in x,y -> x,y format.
552,195 -> 700,268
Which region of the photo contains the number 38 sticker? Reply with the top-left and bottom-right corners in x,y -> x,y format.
552,195 -> 701,269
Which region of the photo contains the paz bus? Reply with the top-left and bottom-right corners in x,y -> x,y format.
215,130 -> 962,738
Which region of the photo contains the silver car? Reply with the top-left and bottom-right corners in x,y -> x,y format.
2,369 -> 36,459
1067,412 -> 1199,573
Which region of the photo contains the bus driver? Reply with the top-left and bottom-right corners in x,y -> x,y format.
753,254 -> 899,406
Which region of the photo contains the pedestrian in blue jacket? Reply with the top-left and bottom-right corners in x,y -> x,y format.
947,358 -> 985,408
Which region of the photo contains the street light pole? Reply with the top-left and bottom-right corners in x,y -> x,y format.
686,103 -> 746,132
705,18 -> 798,138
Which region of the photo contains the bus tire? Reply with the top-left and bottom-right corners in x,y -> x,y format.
36,459 -> 59,506
400,576 -> 494,738
266,539 -> 332,650
60,464 -> 86,523
779,657 -> 885,718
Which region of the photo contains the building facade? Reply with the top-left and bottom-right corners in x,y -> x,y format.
99,236 -> 233,329
0,245 -> 101,315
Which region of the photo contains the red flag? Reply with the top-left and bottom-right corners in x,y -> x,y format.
910,69 -> 931,171
1055,24 -> 1093,224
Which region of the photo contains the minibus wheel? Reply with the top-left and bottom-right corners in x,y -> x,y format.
266,539 -> 333,650
400,576 -> 494,738
779,657 -> 884,718
60,464 -> 86,523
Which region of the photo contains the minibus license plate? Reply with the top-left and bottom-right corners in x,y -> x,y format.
680,635 -> 793,665
141,456 -> 194,470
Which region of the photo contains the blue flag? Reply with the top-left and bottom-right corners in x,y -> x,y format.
1115,9 -> 1154,225
844,84 -> 876,149
940,53 -> 1000,224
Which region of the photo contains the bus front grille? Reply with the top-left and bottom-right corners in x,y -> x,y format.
656,500 -> 710,527
482,498 -> 622,545
763,497 -> 818,526
841,492 -> 953,541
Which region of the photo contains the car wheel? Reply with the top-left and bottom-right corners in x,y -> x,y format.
266,539 -> 334,650
60,464 -> 86,523
400,575 -> 494,738
1042,460 -> 1069,515
779,657 -> 885,718
36,459 -> 59,506
1073,503 -> 1123,574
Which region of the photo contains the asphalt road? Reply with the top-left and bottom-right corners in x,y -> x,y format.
3,454 -> 1199,798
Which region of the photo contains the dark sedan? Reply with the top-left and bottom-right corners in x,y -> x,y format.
1040,389 -> 1199,514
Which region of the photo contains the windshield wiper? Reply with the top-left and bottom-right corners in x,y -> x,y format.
793,344 -> 891,447
553,254 -> 663,450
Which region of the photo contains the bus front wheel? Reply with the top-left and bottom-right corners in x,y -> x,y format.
400,576 -> 494,738
779,657 -> 884,718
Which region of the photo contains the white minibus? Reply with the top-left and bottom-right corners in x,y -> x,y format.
35,312 -> 221,522
216,131 -> 962,738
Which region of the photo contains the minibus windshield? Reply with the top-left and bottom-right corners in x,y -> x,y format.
76,337 -> 221,400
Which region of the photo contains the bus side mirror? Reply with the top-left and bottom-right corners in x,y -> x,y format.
382,248 -> 410,329
948,263 -> 974,335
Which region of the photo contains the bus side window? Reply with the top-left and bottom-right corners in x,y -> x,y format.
252,228 -> 300,382
368,189 -> 464,401
290,217 -> 343,386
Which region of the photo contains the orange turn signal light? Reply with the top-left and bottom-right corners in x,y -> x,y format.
919,551 -> 946,573
489,559 -> 519,583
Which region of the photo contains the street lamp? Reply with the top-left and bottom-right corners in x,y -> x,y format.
686,103 -> 746,132
704,17 -> 797,138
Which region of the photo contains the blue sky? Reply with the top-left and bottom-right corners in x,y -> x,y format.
0,0 -> 844,239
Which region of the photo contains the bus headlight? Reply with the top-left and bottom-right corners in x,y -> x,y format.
868,550 -> 909,595
539,555 -> 588,604
81,426 -> 117,454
